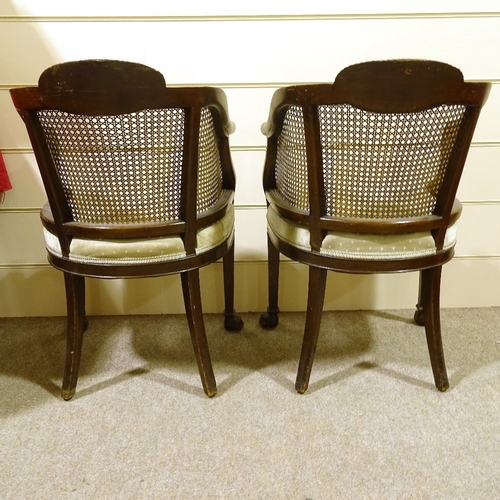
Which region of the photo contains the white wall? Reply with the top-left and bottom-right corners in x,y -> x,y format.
1,1 -> 499,316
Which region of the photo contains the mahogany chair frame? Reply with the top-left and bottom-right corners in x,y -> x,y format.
11,60 -> 243,400
259,60 -> 490,393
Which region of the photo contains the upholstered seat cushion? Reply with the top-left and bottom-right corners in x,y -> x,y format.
44,206 -> 234,265
267,204 -> 457,260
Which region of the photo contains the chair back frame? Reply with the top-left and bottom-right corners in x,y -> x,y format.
262,60 -> 490,262
11,60 -> 237,267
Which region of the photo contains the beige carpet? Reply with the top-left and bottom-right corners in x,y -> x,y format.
1,308 -> 499,499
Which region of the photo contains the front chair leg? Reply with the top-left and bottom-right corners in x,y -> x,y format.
259,234 -> 280,329
295,266 -> 327,394
421,266 -> 449,391
222,239 -> 244,332
181,269 -> 217,397
61,273 -> 86,401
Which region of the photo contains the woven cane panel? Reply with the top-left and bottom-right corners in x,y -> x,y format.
37,107 -> 222,224
197,108 -> 223,213
318,104 -> 466,218
276,106 -> 309,211
275,104 -> 466,218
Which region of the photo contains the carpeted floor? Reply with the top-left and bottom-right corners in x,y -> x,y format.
1,308 -> 499,499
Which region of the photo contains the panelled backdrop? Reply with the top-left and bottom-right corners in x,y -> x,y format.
1,1 -> 499,316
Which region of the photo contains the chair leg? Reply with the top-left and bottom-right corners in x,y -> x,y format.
295,266 -> 328,394
61,273 -> 86,401
421,267 -> 449,392
414,270 -> 425,326
259,234 -> 280,329
222,239 -> 244,332
181,269 -> 217,397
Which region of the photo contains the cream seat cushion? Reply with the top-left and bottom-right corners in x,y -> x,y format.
267,204 -> 457,260
44,205 -> 234,265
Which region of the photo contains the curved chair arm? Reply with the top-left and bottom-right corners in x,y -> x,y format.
267,189 -> 463,236
197,86 -> 236,137
260,84 -> 334,138
41,190 -> 235,241
260,86 -> 303,139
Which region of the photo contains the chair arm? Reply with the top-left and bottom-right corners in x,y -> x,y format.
40,189 -> 235,240
266,190 -> 310,225
261,87 -> 298,139
266,190 -> 463,235
199,87 -> 236,137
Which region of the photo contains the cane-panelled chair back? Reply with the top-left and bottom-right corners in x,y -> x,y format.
276,103 -> 468,219
12,60 -> 238,265
36,107 -> 222,224
260,60 -> 490,393
11,60 -> 243,400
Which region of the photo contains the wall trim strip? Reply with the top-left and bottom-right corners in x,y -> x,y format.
1,12 -> 500,23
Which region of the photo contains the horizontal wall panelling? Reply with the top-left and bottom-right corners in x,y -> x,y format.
1,5 -> 500,315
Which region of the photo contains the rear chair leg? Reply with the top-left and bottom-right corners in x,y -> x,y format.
222,239 -> 244,332
414,270 -> 425,326
259,234 -> 280,329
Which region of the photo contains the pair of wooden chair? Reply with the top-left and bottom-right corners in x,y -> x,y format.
11,59 -> 490,400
